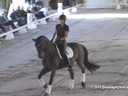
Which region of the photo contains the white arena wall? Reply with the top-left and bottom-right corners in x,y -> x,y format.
84,0 -> 127,8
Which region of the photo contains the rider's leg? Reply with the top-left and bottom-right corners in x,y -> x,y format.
57,43 -> 71,67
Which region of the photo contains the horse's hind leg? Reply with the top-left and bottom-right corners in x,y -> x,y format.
68,59 -> 75,89
68,66 -> 74,89
38,68 -> 50,88
76,61 -> 86,88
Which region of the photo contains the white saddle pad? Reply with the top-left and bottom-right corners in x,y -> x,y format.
66,46 -> 73,58
55,45 -> 74,59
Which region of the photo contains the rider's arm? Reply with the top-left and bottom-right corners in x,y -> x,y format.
51,30 -> 57,42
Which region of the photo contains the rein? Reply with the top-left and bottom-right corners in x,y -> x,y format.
36,42 -> 42,48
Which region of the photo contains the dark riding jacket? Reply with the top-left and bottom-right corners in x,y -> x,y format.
55,23 -> 69,64
55,23 -> 69,44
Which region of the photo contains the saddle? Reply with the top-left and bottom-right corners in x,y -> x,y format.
54,44 -> 74,59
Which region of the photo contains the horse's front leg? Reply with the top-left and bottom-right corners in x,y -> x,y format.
38,68 -> 50,88
44,69 -> 56,96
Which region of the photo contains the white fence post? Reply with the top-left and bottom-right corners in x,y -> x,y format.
51,16 -> 56,21
18,27 -> 27,34
63,10 -> 70,16
116,0 -> 122,9
27,13 -> 37,29
71,7 -> 78,13
5,33 -> 15,40
116,4 -> 121,9
57,3 -> 63,13
39,19 -> 47,25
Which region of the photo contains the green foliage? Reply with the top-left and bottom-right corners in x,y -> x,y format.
0,0 -> 12,8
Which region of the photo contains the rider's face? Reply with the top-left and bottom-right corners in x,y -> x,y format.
59,19 -> 65,24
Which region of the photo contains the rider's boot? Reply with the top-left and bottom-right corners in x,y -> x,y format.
63,54 -> 72,68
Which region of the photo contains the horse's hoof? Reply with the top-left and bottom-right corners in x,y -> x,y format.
44,93 -> 48,96
38,75 -> 41,79
44,83 -> 48,89
81,82 -> 86,88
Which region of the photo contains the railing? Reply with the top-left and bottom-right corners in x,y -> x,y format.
84,3 -> 128,9
0,4 -> 82,44
1,3 -> 125,44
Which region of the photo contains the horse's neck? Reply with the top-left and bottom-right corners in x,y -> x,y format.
45,43 -> 56,54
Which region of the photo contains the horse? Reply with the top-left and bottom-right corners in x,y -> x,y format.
33,35 -> 100,96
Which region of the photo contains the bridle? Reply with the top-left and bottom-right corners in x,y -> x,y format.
36,42 -> 42,48
35,38 -> 54,58
36,42 -> 45,58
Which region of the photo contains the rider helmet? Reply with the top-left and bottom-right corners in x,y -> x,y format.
59,14 -> 66,21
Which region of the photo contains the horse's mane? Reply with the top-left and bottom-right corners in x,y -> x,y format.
36,35 -> 50,44
37,35 -> 49,41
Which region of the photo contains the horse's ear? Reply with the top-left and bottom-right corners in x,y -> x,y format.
32,39 -> 36,42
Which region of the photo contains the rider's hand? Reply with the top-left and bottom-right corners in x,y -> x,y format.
60,38 -> 65,40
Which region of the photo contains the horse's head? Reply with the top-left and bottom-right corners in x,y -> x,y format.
32,35 -> 50,58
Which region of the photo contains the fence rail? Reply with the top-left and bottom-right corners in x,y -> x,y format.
84,3 -> 128,9
0,4 -> 82,43
0,3 -> 125,43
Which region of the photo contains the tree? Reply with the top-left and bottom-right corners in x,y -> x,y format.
1,0 -> 12,9
1,0 -> 6,8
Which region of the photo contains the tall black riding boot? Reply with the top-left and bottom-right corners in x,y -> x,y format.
63,54 -> 71,68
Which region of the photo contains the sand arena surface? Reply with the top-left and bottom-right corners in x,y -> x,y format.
1,8 -> 128,96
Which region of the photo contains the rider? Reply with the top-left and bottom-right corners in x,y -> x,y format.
51,14 -> 70,66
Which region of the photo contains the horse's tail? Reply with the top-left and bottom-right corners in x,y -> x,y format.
81,45 -> 100,73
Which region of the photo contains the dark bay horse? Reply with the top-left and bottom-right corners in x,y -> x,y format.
33,35 -> 100,96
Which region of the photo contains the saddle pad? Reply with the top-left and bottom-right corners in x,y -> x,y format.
66,46 -> 73,58
55,45 -> 74,59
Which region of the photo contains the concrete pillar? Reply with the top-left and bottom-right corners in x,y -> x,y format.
57,3 -> 63,13
116,0 -> 121,9
57,0 -> 64,13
